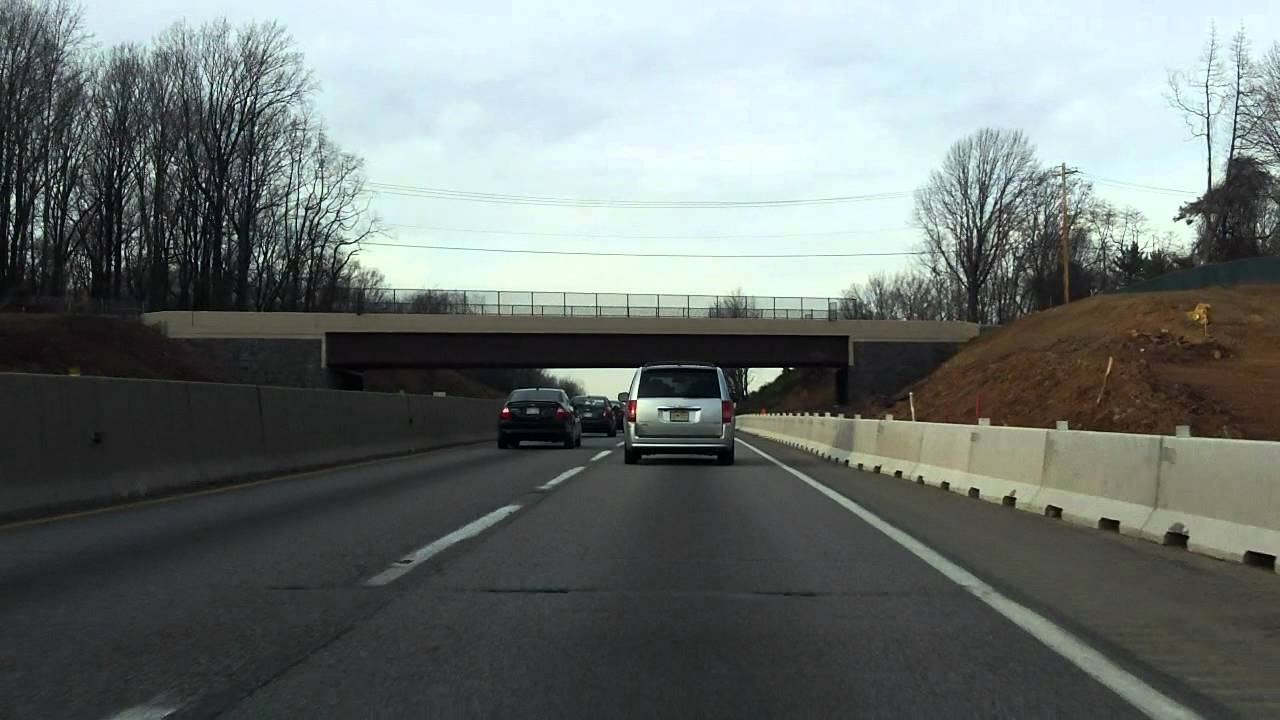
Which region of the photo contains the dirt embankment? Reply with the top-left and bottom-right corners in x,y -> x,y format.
742,367 -> 838,414
881,286 -> 1280,440
0,314 -> 231,382
752,286 -> 1280,440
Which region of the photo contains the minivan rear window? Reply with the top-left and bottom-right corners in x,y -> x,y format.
637,369 -> 720,399
509,389 -> 563,403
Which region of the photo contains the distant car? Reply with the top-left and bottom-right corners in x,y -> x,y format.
498,388 -> 582,449
623,361 -> 736,465
610,401 -> 624,431
572,395 -> 617,437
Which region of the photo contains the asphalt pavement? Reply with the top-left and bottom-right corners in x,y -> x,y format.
2,432 -> 1277,719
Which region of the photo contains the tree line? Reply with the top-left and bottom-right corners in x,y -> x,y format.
0,0 -> 381,312
844,25 -> 1280,326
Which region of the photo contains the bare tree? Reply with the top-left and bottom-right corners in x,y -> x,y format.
721,367 -> 749,402
841,269 -> 955,322
1168,24 -> 1225,194
1248,43 -> 1280,169
0,0 -> 88,296
837,283 -> 870,319
328,262 -> 388,313
36,27 -> 91,298
83,45 -> 145,300
914,128 -> 1044,324
1170,28 -> 1279,262
0,6 -> 386,315
134,41 -> 180,309
1224,27 -> 1255,173
407,289 -> 471,314
708,287 -> 758,319
862,273 -> 897,319
895,270 -> 951,320
228,22 -> 312,310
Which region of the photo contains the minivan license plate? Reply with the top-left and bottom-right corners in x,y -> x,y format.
669,410 -> 690,422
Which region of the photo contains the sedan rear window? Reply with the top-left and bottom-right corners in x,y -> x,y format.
637,369 -> 720,399
509,389 -> 563,403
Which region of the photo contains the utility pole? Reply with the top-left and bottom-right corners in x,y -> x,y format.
1059,163 -> 1080,305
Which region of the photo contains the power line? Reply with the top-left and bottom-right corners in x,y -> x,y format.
368,171 -> 1199,211
383,222 -> 914,241
1081,173 -> 1198,196
367,181 -> 913,208
368,181 -> 913,205
363,240 -> 929,259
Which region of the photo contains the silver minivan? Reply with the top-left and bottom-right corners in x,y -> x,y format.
623,361 -> 735,465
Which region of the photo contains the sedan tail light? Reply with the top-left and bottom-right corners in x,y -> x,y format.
721,400 -> 734,424
500,406 -> 512,420
554,407 -> 569,422
627,399 -> 637,423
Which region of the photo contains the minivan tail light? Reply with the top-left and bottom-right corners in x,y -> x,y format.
721,400 -> 734,424
554,407 -> 569,422
500,406 -> 512,420
627,399 -> 637,423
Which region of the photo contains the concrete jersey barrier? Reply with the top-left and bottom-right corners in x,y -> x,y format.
963,425 -> 1048,506
0,373 -> 500,520
913,422 -> 976,491
738,413 -> 1279,571
874,421 -> 923,479
848,419 -> 881,469
1031,430 -> 1161,536
1142,436 -> 1280,563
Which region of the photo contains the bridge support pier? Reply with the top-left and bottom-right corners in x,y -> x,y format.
838,341 -> 963,411
835,366 -> 852,407
327,368 -> 364,391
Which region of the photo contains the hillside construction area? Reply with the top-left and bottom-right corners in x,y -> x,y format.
886,286 -> 1280,440
753,286 -> 1280,441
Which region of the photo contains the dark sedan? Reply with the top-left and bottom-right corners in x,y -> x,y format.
572,395 -> 617,437
498,388 -> 582,449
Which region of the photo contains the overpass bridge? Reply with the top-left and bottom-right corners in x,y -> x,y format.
143,310 -> 980,401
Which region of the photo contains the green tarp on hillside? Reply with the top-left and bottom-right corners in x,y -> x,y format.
1120,256 -> 1280,293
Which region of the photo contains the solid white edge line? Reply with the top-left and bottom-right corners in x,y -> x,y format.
736,439 -> 1202,720
104,697 -> 180,720
538,466 -> 585,491
365,504 -> 522,586
590,450 -> 612,462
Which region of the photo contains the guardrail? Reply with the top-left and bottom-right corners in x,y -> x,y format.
739,414 -> 1280,573
2,290 -> 862,320
343,289 -> 848,319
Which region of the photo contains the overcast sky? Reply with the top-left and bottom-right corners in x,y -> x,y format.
93,1 -> 1277,394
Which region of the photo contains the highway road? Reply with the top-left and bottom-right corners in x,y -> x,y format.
3,434 -> 1279,718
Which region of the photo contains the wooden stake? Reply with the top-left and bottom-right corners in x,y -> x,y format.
1095,356 -> 1114,406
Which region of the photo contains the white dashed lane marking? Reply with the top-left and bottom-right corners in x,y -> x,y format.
364,505 -> 523,586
